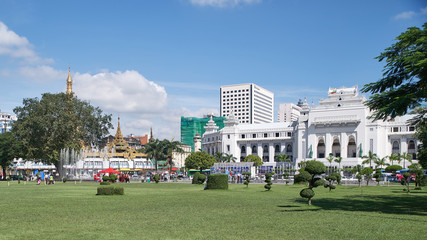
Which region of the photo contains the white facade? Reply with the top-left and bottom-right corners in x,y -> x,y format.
278,103 -> 302,123
220,83 -> 274,124
0,111 -> 17,133
172,144 -> 192,168
204,86 -> 418,169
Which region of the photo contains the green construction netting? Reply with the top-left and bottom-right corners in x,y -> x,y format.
180,116 -> 226,152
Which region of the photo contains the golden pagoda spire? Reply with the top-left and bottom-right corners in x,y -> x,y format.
149,127 -> 154,142
66,66 -> 73,95
113,117 -> 128,153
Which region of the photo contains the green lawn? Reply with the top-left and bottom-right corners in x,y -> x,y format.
0,181 -> 426,240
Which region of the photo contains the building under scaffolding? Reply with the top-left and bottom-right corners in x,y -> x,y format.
181,115 -> 226,152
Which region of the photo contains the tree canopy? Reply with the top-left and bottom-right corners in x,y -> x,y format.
185,151 -> 216,171
243,154 -> 263,167
0,132 -> 23,178
12,93 -> 112,166
361,23 -> 426,120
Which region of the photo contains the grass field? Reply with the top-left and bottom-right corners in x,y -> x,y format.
0,181 -> 426,240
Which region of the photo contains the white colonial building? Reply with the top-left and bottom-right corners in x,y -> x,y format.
203,86 -> 418,169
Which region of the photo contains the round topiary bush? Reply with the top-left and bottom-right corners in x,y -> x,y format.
385,165 -> 403,172
102,175 -> 110,182
153,174 -> 160,183
305,160 -> 327,175
243,172 -> 251,187
192,172 -> 206,184
109,174 -> 117,183
62,178 -> 67,183
264,172 -> 273,191
300,188 -> 315,205
294,171 -> 311,185
100,181 -> 110,185
206,174 -> 228,190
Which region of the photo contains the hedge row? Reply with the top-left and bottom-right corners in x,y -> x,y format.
206,174 -> 228,190
97,186 -> 124,195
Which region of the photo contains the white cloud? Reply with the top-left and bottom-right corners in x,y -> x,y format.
394,11 -> 416,20
74,70 -> 168,114
0,21 -> 52,64
18,65 -> 65,82
189,0 -> 261,8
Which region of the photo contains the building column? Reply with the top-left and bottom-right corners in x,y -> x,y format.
325,133 -> 332,156
269,143 -> 275,163
257,144 -> 263,160
246,143 -> 252,155
341,133 -> 347,159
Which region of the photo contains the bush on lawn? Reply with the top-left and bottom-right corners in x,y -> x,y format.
62,178 -> 67,183
153,174 -> 160,183
206,174 -> 228,190
102,175 -> 110,182
100,181 -> 110,185
294,171 -> 311,185
109,174 -> 117,183
192,172 -> 206,184
264,172 -> 273,191
243,172 -> 251,187
97,186 -> 124,195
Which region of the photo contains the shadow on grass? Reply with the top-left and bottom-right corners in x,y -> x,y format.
284,194 -> 427,217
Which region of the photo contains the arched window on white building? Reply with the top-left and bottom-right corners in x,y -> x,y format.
317,138 -> 325,158
408,140 -> 416,159
252,145 -> 257,154
241,145 -> 246,154
347,136 -> 356,158
392,141 -> 400,155
263,145 -> 269,162
332,138 -> 341,157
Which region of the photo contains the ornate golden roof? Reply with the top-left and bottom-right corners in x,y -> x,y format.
113,117 -> 129,153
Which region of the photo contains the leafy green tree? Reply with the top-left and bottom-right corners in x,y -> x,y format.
243,155 -> 263,167
152,174 -> 160,183
12,93 -> 112,178
362,151 -> 378,168
360,167 -> 374,186
361,23 -> 427,121
264,172 -> 273,191
300,160 -> 326,205
0,132 -> 23,179
162,139 -> 184,173
408,163 -> 424,189
324,174 -> 338,192
361,23 -> 427,171
350,165 -> 363,187
373,169 -> 382,186
388,153 -> 401,166
356,173 -> 363,187
385,165 -> 403,172
283,172 -> 290,185
276,153 -> 291,173
326,153 -> 334,173
402,172 -> 412,193
294,171 -> 311,185
334,156 -> 343,173
185,151 -> 215,172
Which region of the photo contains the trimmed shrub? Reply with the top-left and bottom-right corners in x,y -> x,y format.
264,172 -> 273,191
300,188 -> 315,205
206,174 -> 228,190
153,174 -> 160,183
100,181 -> 110,185
102,175 -> 110,182
294,171 -> 311,185
192,172 -> 206,184
331,172 -> 341,184
243,172 -> 251,187
385,165 -> 403,172
62,178 -> 67,183
97,186 -> 124,195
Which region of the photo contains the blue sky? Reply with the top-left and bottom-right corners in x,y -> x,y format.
1,0 -> 426,140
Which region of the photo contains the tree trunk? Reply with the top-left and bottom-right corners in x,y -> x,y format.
2,166 -> 6,180
308,198 -> 312,206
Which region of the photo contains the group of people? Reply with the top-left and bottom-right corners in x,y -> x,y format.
119,174 -> 130,183
37,174 -> 54,185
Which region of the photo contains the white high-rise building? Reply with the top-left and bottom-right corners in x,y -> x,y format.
278,103 -> 302,123
1,111 -> 17,134
220,83 -> 274,124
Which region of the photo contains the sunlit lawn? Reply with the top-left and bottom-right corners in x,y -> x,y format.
0,181 -> 426,239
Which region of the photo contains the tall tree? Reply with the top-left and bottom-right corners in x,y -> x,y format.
161,139 -> 184,173
374,157 -> 389,169
361,23 -> 427,169
214,152 -> 225,163
276,153 -> 291,173
388,153 -> 401,165
326,154 -> 334,173
142,139 -> 166,172
400,152 -> 413,169
223,153 -> 237,163
185,151 -> 216,172
334,156 -> 343,173
362,151 -> 378,168
12,93 -> 112,177
0,132 -> 23,179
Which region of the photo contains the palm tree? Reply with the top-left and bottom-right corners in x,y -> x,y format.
162,139 -> 184,174
362,151 -> 378,168
326,154 -> 334,174
276,153 -> 291,175
142,139 -> 166,172
214,152 -> 225,163
388,153 -> 401,165
224,153 -> 236,163
374,157 -> 389,169
401,152 -> 413,169
334,156 -> 342,175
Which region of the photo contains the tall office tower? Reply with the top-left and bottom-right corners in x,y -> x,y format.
277,103 -> 302,123
220,83 -> 274,124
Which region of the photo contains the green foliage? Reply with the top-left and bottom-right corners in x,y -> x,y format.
243,155 -> 263,167
361,167 -> 374,186
153,174 -> 160,183
385,165 -> 403,172
12,93 -> 112,168
361,23 -> 427,121
415,120 -> 427,169
102,175 -> 110,182
312,178 -> 326,188
331,172 -> 341,184
0,132 -> 23,179
294,171 -> 311,184
409,163 -> 424,189
275,153 -> 291,163
305,160 -> 327,175
192,172 -> 205,184
109,174 -> 117,183
373,170 -> 382,185
185,151 -> 216,171
324,174 -> 338,192
62,178 -> 67,183
362,151 -> 378,168
96,186 -> 124,195
243,172 -> 251,187
299,188 -> 315,205
264,172 -> 273,191
100,181 -> 110,185
206,174 -> 228,190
